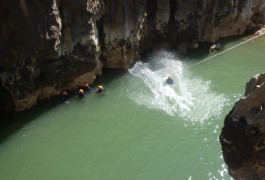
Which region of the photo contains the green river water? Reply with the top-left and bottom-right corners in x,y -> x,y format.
0,35 -> 265,180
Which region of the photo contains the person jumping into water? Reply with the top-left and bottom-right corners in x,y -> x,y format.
166,75 -> 174,85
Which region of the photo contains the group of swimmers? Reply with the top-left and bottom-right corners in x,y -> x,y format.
61,84 -> 106,103
61,75 -> 172,103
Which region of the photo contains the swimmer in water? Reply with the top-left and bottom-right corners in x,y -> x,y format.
166,75 -> 174,85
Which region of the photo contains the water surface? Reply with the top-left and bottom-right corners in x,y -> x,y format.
1,35 -> 265,180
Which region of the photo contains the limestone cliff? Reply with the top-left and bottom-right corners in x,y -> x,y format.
220,73 -> 265,179
0,0 -> 104,111
0,0 -> 265,111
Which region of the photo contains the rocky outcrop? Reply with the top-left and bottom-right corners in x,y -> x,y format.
220,73 -> 265,179
0,0 -> 103,111
1,0 -> 265,111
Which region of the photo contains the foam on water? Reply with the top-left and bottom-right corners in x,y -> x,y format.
127,52 -> 228,123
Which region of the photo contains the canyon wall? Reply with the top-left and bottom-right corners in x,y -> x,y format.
220,73 -> 265,179
1,0 -> 265,111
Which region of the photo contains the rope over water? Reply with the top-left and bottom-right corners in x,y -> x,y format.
188,32 -> 265,69
128,33 -> 264,119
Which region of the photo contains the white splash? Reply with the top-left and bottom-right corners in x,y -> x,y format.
127,52 -> 228,123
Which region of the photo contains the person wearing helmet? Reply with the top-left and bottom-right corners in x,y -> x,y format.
83,83 -> 92,92
96,85 -> 104,93
78,88 -> 85,98
166,75 -> 174,85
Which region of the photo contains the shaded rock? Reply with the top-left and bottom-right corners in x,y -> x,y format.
220,73 -> 265,179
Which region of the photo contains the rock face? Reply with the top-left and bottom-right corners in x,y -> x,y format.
220,73 -> 265,179
0,0 -> 265,111
0,0 -> 104,111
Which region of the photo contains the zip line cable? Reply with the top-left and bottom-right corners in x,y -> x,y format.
187,32 -> 265,69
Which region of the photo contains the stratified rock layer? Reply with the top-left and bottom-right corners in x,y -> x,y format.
0,0 -> 265,111
220,73 -> 265,179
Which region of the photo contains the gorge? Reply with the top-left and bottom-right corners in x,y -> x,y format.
1,0 -> 265,179
1,0 -> 265,112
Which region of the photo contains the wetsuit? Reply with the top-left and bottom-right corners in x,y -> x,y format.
166,78 -> 173,85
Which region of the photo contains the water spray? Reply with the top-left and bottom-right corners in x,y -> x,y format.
128,53 -> 227,121
127,32 -> 265,119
